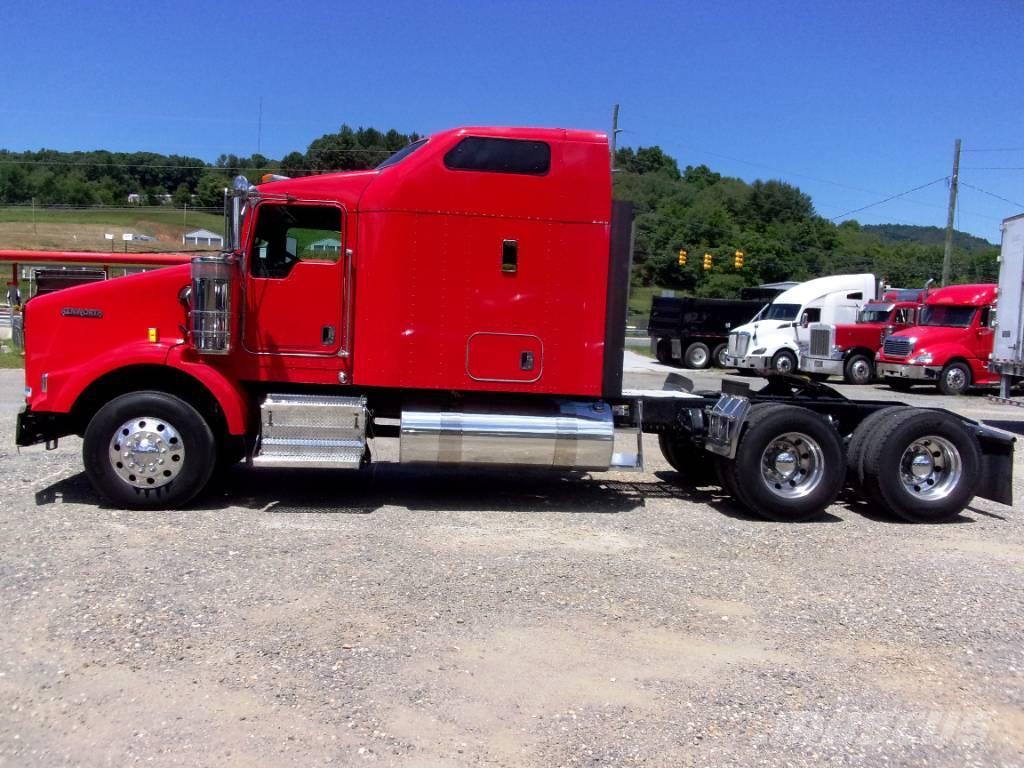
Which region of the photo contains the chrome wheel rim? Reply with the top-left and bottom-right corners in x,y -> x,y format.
850,359 -> 871,383
716,348 -> 728,366
774,355 -> 795,374
689,348 -> 708,367
899,435 -> 961,500
945,367 -> 967,392
759,432 -> 825,499
108,416 -> 185,489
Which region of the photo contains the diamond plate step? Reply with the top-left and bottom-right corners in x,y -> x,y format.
254,394 -> 367,469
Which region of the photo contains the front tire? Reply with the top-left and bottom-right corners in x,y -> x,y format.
844,353 -> 874,385
937,361 -> 971,396
771,349 -> 798,375
83,391 -> 216,510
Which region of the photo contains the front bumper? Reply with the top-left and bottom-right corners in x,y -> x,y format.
876,362 -> 940,381
725,354 -> 771,372
800,355 -> 844,376
16,406 -> 74,448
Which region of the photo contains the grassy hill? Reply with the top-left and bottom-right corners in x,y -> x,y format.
0,206 -> 223,252
861,224 -> 996,252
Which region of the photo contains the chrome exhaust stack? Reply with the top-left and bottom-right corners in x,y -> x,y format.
399,400 -> 615,470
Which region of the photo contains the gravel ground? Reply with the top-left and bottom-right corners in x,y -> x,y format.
1,364 -> 1022,767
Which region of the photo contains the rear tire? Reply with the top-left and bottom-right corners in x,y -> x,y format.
658,433 -> 714,482
712,343 -> 729,368
655,338 -> 675,365
846,406 -> 902,491
720,403 -> 844,521
843,353 -> 874,385
83,391 -> 216,510
684,341 -> 711,369
860,409 -> 980,522
937,361 -> 971,396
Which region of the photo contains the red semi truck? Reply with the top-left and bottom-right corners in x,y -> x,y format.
876,284 -> 999,395
14,127 -> 1015,522
799,289 -> 925,384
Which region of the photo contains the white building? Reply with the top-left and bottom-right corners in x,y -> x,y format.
183,229 -> 224,247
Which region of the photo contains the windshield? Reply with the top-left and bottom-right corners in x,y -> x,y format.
763,303 -> 799,321
922,305 -> 976,328
376,138 -> 428,169
858,307 -> 892,323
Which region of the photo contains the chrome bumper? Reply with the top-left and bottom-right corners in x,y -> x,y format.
877,362 -> 939,381
725,354 -> 771,372
800,355 -> 844,376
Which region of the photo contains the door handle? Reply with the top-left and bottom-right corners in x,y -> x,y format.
322,325 -> 336,345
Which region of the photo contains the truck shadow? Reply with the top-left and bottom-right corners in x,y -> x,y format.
34,465 -> 830,521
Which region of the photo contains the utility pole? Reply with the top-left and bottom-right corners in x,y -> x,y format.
257,96 -> 263,156
610,104 -> 621,171
941,138 -> 961,286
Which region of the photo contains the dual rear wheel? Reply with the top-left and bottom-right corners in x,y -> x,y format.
662,403 -> 982,523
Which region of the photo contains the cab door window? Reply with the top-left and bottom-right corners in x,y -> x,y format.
251,204 -> 341,278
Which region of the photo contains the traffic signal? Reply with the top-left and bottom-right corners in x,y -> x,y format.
703,252 -> 713,270
678,248 -> 687,267
734,250 -> 744,269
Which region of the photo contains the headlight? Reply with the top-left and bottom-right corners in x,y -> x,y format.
751,347 -> 767,355
909,351 -> 933,365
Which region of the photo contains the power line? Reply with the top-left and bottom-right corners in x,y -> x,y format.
959,181 -> 1024,210
960,166 -> 1024,171
828,177 -> 948,222
961,147 -> 1024,153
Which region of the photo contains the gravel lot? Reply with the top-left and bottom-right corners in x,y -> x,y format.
1,362 -> 1022,767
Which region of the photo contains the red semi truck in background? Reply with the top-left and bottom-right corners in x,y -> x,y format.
799,288 -> 926,384
876,284 -> 999,395
12,127 -> 1015,522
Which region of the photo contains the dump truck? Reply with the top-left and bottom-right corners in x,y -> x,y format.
13,126 -> 1015,522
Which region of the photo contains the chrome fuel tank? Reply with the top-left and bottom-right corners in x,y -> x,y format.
399,400 -> 614,470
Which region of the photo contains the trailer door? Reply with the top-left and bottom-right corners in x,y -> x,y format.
243,202 -> 347,356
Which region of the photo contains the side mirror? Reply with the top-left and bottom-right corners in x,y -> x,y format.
799,313 -> 810,328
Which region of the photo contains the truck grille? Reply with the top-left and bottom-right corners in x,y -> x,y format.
809,327 -> 832,357
882,336 -> 914,358
728,332 -> 750,357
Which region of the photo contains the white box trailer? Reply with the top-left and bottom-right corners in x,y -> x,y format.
993,213 -> 1024,402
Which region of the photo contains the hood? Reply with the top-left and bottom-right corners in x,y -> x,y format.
890,325 -> 971,348
730,318 -> 796,338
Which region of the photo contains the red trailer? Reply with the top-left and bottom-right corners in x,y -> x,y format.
13,127 -> 1015,523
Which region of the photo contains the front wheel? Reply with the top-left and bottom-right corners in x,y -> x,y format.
843,353 -> 874,385
937,361 -> 971,396
83,391 -> 216,509
770,349 -> 798,375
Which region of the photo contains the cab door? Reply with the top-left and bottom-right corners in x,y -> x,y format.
243,202 -> 347,356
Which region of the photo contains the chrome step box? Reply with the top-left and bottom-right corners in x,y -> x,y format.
254,393 -> 367,469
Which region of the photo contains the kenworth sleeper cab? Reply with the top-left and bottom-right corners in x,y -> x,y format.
14,126 -> 1015,523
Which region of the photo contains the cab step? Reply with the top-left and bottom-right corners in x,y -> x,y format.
253,394 -> 367,469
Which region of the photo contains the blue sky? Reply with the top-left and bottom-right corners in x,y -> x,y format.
1,0 -> 1021,241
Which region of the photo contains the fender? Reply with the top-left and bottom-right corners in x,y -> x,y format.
165,346 -> 250,435
37,342 -> 249,436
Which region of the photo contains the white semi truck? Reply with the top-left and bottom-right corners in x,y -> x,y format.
992,213 -> 1024,404
725,274 -> 878,375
